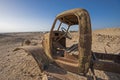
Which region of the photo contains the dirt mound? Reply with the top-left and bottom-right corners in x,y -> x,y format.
92,28 -> 120,53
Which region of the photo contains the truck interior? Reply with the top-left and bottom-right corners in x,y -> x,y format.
51,17 -> 79,58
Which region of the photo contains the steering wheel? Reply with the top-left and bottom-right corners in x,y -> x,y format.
61,27 -> 72,39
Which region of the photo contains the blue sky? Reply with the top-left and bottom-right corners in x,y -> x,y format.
0,0 -> 120,32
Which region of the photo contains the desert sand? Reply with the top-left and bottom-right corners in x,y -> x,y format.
0,28 -> 120,80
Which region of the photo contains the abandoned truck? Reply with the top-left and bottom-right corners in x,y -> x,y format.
14,8 -> 120,76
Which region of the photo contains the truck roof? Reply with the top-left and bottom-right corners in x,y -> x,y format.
56,8 -> 87,25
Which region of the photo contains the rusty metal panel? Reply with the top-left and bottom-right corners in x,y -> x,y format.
14,46 -> 49,73
42,33 -> 53,62
93,52 -> 120,63
93,60 -> 120,74
54,57 -> 79,74
76,9 -> 92,74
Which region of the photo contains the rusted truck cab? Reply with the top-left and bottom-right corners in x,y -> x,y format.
14,8 -> 120,77
42,8 -> 92,74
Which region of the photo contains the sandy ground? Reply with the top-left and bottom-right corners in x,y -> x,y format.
0,28 -> 120,80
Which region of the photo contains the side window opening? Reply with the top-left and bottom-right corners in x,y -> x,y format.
53,20 -> 61,31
